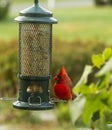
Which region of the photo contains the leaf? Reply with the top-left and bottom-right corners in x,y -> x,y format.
92,54 -> 104,68
73,65 -> 92,94
96,76 -> 107,89
69,95 -> 86,124
107,88 -> 112,108
96,57 -> 112,77
74,84 -> 97,96
92,110 -> 100,121
98,118 -> 109,130
74,85 -> 89,95
82,95 -> 105,124
74,65 -> 92,87
103,48 -> 112,61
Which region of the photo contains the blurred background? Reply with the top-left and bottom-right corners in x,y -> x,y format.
0,0 -> 112,129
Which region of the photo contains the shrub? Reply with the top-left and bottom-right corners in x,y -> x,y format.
70,48 -> 112,129
109,0 -> 112,4
94,0 -> 109,6
0,0 -> 10,19
52,39 -> 106,85
0,39 -> 18,97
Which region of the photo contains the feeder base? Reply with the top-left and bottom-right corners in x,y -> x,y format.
13,101 -> 54,110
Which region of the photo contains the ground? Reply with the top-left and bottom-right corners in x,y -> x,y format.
0,123 -> 59,130
0,123 -> 97,130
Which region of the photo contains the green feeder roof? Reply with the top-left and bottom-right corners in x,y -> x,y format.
15,1 -> 57,24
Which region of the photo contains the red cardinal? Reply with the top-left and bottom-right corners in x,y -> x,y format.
53,66 -> 74,101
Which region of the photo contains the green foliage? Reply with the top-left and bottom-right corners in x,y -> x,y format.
103,48 -> 112,61
92,54 -> 104,68
69,95 -> 86,124
0,39 -> 18,96
70,48 -> 112,129
0,0 -> 10,19
74,65 -> 93,90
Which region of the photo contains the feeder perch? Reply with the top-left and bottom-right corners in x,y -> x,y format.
13,0 -> 57,110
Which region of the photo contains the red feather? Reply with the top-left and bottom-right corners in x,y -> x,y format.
53,66 -> 74,100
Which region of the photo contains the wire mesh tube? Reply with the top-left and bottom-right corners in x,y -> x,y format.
19,23 -> 51,77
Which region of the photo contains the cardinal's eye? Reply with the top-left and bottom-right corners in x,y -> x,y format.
57,75 -> 62,83
57,75 -> 62,80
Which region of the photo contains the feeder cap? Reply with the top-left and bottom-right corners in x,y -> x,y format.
15,2 -> 57,24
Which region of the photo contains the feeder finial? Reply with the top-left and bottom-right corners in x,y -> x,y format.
34,0 -> 38,5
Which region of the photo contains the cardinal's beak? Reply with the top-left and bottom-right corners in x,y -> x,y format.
53,76 -> 58,81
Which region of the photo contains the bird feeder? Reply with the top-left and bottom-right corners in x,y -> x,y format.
13,0 -> 57,110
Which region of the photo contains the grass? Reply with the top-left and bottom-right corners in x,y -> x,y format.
53,6 -> 112,44
0,5 -> 112,44
0,16 -> 17,40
